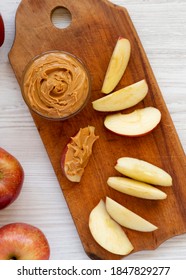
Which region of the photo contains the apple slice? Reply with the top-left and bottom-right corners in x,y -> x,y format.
93,80 -> 148,112
104,107 -> 161,137
89,200 -> 134,255
61,126 -> 99,182
106,197 -> 157,232
115,157 -> 172,186
102,37 -> 131,94
107,177 -> 167,200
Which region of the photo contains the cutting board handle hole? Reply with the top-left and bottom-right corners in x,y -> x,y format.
51,7 -> 72,29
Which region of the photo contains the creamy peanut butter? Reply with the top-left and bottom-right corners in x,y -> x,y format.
64,126 -> 99,182
22,52 -> 90,119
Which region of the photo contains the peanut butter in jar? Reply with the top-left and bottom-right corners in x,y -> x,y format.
21,51 -> 91,120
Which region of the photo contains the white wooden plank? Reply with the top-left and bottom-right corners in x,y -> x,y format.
0,0 -> 185,260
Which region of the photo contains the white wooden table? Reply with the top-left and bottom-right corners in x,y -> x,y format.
0,0 -> 185,260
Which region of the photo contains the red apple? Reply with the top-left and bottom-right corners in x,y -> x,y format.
0,223 -> 50,260
0,14 -> 5,47
0,147 -> 24,209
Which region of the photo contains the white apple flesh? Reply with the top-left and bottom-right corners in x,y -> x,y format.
93,80 -> 148,112
104,107 -> 161,137
115,157 -> 172,186
89,200 -> 134,255
106,197 -> 158,232
107,177 -> 167,200
0,223 -> 50,260
0,147 -> 24,209
102,37 -> 131,94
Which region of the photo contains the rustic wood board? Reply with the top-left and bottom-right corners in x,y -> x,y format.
9,0 -> 186,260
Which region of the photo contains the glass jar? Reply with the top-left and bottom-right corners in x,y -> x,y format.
21,51 -> 91,121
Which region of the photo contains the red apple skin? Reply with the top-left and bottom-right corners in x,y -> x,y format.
0,14 -> 5,47
0,223 -> 50,260
0,148 -> 24,210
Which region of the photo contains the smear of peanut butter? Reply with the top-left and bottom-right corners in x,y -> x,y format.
64,126 -> 99,182
23,52 -> 90,119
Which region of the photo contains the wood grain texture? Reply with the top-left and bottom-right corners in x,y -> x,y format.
0,0 -> 184,260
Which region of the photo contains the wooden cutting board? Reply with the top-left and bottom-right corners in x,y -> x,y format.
9,0 -> 186,260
